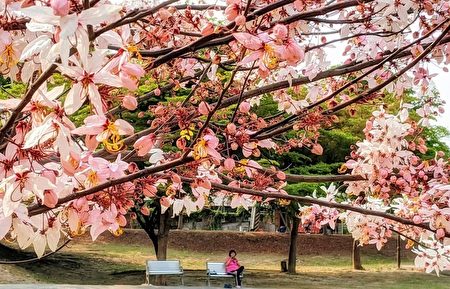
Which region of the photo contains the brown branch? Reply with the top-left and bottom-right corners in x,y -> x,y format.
279,0 -> 373,25
187,66 -> 240,152
172,4 -> 227,10
0,64 -> 58,143
252,35 -> 450,140
136,0 -> 372,69
180,177 -> 447,237
28,157 -> 193,216
284,173 -> 366,183
149,0 -> 357,69
93,0 -> 180,40
252,16 -> 442,138
106,72 -> 200,116
231,61 -> 256,123
325,21 -> 450,115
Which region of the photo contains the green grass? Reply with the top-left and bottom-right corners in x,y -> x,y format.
6,241 -> 450,288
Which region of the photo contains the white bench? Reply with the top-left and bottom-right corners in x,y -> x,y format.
206,262 -> 243,287
146,260 -> 184,285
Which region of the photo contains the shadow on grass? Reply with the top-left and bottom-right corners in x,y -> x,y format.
15,252 -> 145,285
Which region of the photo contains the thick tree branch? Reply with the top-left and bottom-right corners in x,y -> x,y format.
251,19 -> 448,138
325,22 -> 450,115
180,177 -> 447,237
28,157 -> 193,216
252,35 -> 450,140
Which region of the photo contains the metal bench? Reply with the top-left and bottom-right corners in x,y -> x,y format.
206,262 -> 243,287
146,260 -> 184,285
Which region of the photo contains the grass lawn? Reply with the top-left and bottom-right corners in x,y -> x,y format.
5,241 -> 450,288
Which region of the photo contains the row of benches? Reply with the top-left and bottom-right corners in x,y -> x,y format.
146,260 -> 244,287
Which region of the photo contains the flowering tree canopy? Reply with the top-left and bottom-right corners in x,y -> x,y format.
0,0 -> 450,274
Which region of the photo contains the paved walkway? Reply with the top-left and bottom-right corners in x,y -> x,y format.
0,284 -> 243,289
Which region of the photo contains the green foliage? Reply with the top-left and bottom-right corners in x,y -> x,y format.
0,82 -> 26,100
316,129 -> 359,163
421,126 -> 450,158
287,162 -> 342,175
252,95 -> 280,117
69,105 -> 91,127
285,182 -> 325,197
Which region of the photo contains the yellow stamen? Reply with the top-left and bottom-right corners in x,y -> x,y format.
102,123 -> 124,153
263,44 -> 279,69
193,139 -> 208,160
127,45 -> 142,60
111,228 -> 123,237
180,128 -> 194,140
86,170 -> 100,187
0,44 -> 18,68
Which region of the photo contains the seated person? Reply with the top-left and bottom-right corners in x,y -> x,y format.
225,249 -> 244,288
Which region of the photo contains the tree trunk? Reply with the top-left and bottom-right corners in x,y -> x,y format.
135,215 -> 158,255
352,239 -> 364,270
177,214 -> 184,230
157,210 -> 170,261
322,224 -> 328,235
288,216 -> 299,274
155,210 -> 171,285
397,234 -> 401,269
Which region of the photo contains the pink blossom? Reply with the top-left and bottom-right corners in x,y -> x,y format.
119,62 -> 145,91
224,158 -> 235,171
272,24 -> 288,40
193,132 -> 223,161
198,101 -> 211,115
282,39 -> 304,65
122,95 -> 138,110
311,143 -> 323,155
133,134 -> 156,157
72,115 -> 134,151
235,15 -> 246,26
239,102 -> 251,113
88,204 -> 122,241
225,4 -> 239,21
43,190 -> 59,208
59,51 -> 122,115
50,0 -> 69,16
201,23 -> 214,36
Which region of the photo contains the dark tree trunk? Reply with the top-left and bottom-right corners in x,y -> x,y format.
135,214 -> 158,255
352,239 -> 364,270
288,216 -> 299,274
396,234 -> 401,269
322,224 -> 329,235
177,214 -> 184,230
157,210 -> 170,261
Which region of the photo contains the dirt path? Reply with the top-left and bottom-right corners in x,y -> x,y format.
0,265 -> 36,284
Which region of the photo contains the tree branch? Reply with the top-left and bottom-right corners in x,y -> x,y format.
28,157 -> 193,216
180,177 -> 447,237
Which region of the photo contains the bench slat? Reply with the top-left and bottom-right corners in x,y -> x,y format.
146,260 -> 183,275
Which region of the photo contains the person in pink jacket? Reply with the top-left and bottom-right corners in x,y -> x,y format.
225,250 -> 244,288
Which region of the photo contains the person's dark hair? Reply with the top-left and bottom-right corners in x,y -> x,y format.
228,249 -> 237,257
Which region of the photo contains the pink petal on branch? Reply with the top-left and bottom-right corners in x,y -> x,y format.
311,143 -> 323,155
122,95 -> 138,110
50,0 -> 69,16
198,101 -> 211,115
133,134 -> 156,157
233,33 -> 263,50
224,158 -> 235,170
